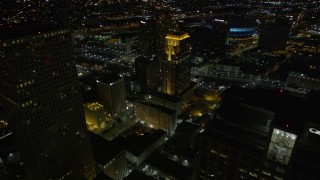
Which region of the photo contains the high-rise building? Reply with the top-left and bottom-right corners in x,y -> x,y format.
162,32 -> 192,96
139,18 -> 158,58
0,24 -> 96,179
258,18 -> 291,51
135,101 -> 177,135
135,56 -> 161,92
139,13 -> 178,59
97,74 -> 126,117
210,19 -> 230,56
194,86 -> 320,180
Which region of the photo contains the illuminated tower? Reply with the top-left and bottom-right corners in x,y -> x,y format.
0,24 -> 96,180
162,32 -> 191,96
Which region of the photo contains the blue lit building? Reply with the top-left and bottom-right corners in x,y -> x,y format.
183,16 -> 257,38
216,16 -> 256,37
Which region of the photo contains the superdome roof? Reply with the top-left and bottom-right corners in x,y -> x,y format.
213,15 -> 256,28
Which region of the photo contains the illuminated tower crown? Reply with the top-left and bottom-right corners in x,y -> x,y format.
165,33 -> 190,61
162,32 -> 191,96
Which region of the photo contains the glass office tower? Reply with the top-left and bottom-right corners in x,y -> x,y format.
0,24 -> 96,180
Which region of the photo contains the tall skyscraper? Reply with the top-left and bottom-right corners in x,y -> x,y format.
210,19 -> 230,56
97,74 -> 126,117
0,24 -> 96,180
139,18 -> 159,58
135,56 -> 161,92
162,32 -> 192,96
140,13 -> 179,59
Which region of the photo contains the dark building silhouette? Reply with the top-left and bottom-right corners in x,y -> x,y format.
135,57 -> 161,92
123,169 -> 155,180
139,13 -> 178,59
258,18 -> 291,51
89,132 -> 128,180
144,152 -> 193,180
194,86 -> 320,180
0,24 -> 96,179
158,13 -> 180,59
139,18 -> 159,58
210,19 -> 230,56
56,0 -> 71,28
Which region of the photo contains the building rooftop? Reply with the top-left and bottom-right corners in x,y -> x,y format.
123,170 -> 155,180
202,119 -> 268,157
179,82 -> 197,96
97,73 -> 122,84
0,133 -> 16,156
0,23 -> 61,41
88,131 -> 124,165
84,102 -> 104,111
145,152 -> 192,180
221,85 -> 320,134
79,71 -> 100,103
148,91 -> 180,103
139,101 -> 176,115
175,121 -> 198,134
289,55 -> 320,79
135,56 -> 157,65
212,15 -> 256,28
93,173 -> 113,180
217,57 -> 239,66
165,32 -> 190,41
115,129 -> 166,157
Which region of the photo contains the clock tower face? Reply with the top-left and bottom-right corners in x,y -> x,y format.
267,128 -> 297,165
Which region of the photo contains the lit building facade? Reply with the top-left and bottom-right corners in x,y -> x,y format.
286,72 -> 320,90
144,92 -> 181,116
0,24 -> 95,179
162,32 -> 192,96
135,101 -> 176,134
101,150 -> 128,180
97,74 -> 126,117
83,102 -> 107,130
